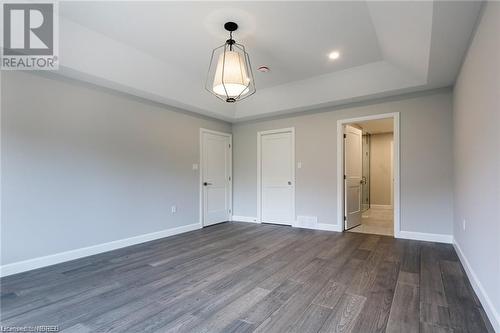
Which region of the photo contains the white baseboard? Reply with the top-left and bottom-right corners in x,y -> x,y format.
397,231 -> 453,244
302,226 -> 453,242
454,240 -> 500,333
232,215 -> 342,233
294,220 -> 342,232
0,223 -> 201,278
370,204 -> 393,210
315,223 -> 343,232
231,216 -> 260,223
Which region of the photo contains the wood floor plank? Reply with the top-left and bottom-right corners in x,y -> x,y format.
288,303 -> 332,333
345,247 -> 385,296
398,271 -> 420,286
221,319 -> 255,333
258,232 -> 347,291
420,302 -> 452,330
357,234 -> 380,251
420,244 -> 448,306
420,322 -> 454,333
318,292 -> 366,333
241,279 -> 302,325
479,307 -> 497,333
386,281 -> 420,333
401,240 -> 421,274
0,222 -> 493,333
185,287 -> 270,333
252,264 -> 336,333
440,258 -> 489,333
351,259 -> 400,333
312,280 -> 346,309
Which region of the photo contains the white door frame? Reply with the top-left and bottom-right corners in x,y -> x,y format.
337,113 -> 400,238
257,127 -> 296,225
199,128 -> 232,227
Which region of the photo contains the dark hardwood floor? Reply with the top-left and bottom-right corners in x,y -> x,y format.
0,222 -> 494,333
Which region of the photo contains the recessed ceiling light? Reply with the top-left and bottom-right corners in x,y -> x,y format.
328,51 -> 340,60
258,65 -> 270,73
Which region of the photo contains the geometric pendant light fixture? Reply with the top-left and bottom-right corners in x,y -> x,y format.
205,22 -> 256,103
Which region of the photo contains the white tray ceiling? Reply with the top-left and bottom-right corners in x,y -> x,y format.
58,1 -> 482,122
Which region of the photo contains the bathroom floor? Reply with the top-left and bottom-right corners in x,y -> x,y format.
349,207 -> 393,236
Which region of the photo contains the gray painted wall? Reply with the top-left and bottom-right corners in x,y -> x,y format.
453,2 -> 500,326
369,133 -> 393,206
1,72 -> 231,265
233,92 -> 454,235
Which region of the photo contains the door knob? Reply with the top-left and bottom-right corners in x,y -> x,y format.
288,181 -> 292,185
203,182 -> 212,186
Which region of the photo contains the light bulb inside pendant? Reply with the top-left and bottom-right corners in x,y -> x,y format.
213,51 -> 250,98
205,21 -> 256,103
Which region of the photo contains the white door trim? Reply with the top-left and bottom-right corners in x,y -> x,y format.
199,128 -> 232,227
257,127 -> 296,225
337,112 -> 400,238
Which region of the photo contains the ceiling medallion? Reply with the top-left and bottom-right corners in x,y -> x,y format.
205,22 -> 256,103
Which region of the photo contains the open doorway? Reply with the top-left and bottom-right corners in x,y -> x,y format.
337,113 -> 399,237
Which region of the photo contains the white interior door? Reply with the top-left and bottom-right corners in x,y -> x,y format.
259,130 -> 294,225
201,130 -> 231,227
344,125 -> 363,230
